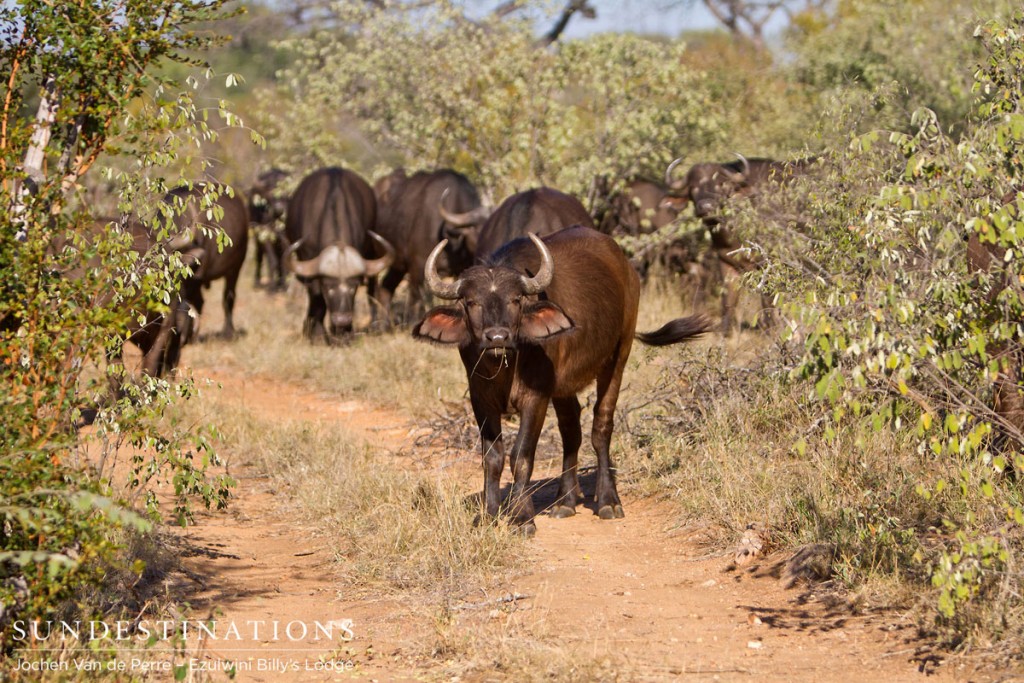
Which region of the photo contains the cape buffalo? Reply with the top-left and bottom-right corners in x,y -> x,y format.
372,168 -> 483,324
285,167 -> 394,342
666,154 -> 818,333
413,226 -> 709,536
69,216 -> 200,383
164,183 -> 249,341
593,177 -> 686,236
443,186 -> 594,261
249,168 -> 290,291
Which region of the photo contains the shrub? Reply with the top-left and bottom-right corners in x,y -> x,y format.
764,14 -> 1024,646
0,0 -> 240,658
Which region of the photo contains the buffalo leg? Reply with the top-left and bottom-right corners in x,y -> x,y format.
378,266 -> 407,327
253,238 -> 266,288
506,397 -> 550,535
403,269 -> 427,325
592,351 -> 629,520
718,252 -> 742,336
550,396 -> 583,518
142,310 -> 179,378
221,268 -> 240,339
270,236 -> 287,292
472,399 -> 505,523
304,291 -> 328,342
756,291 -> 777,331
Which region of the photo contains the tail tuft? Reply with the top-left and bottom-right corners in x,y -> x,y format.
636,315 -> 712,346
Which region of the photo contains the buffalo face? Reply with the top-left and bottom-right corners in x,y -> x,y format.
413,234 -> 574,354
287,232 -> 395,341
665,155 -> 752,223
323,275 -> 359,334
685,164 -> 747,221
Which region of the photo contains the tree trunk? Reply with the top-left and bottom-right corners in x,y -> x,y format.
10,75 -> 60,241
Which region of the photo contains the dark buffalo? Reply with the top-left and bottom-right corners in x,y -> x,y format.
592,176 -> 692,281
249,168 -> 290,291
163,183 -> 250,341
128,226 -> 199,379
413,226 -> 709,535
442,187 -> 594,261
72,216 -> 200,382
666,154 -> 818,333
284,167 -> 394,341
372,168 -> 483,324
593,177 -> 686,236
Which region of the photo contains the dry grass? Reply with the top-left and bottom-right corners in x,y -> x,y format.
183,257 -> 779,555
179,254 -> 1024,658
174,393 -> 525,597
184,277 -> 468,420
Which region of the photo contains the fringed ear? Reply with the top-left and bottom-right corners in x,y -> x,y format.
519,301 -> 574,342
413,306 -> 470,345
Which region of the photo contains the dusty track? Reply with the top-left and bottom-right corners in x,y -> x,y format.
165,360 -> 992,682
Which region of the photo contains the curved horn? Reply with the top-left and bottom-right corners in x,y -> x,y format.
424,239 -> 461,300
362,230 -> 395,277
519,233 -> 554,295
665,156 -> 685,186
438,188 -> 491,228
731,152 -> 750,179
285,238 -> 324,278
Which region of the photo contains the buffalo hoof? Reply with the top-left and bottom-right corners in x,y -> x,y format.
598,504 -> 625,520
516,521 -> 537,538
549,505 -> 576,519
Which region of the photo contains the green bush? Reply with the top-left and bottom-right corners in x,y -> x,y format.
0,0 -> 239,658
261,4 -> 726,197
763,13 -> 1024,646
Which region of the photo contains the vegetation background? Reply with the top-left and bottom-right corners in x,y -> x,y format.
3,0 -> 1024,677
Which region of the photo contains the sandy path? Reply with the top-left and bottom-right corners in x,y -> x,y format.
160,363 -> 992,683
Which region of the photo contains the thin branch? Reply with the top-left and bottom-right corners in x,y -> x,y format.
1,24 -> 31,188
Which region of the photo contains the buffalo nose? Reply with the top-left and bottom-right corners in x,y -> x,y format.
484,328 -> 511,343
696,200 -> 717,216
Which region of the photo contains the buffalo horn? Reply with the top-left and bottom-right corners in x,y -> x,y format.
664,156 -> 685,186
362,230 -> 396,276
288,237 -> 391,280
285,238 -> 322,278
424,239 -> 461,300
729,152 -> 750,181
519,233 -> 554,295
438,188 -> 491,228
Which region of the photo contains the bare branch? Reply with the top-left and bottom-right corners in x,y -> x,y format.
537,0 -> 597,47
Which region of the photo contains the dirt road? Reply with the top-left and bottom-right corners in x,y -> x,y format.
165,363 -> 990,682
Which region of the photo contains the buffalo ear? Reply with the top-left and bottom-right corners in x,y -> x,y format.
519,301 -> 574,342
659,195 -> 688,212
413,306 -> 469,345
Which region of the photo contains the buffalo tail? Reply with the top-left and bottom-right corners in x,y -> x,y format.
635,315 -> 711,346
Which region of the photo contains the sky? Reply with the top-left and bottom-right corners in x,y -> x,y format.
555,0 -> 721,39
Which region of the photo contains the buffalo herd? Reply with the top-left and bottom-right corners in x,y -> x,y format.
104,154 -> 822,533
